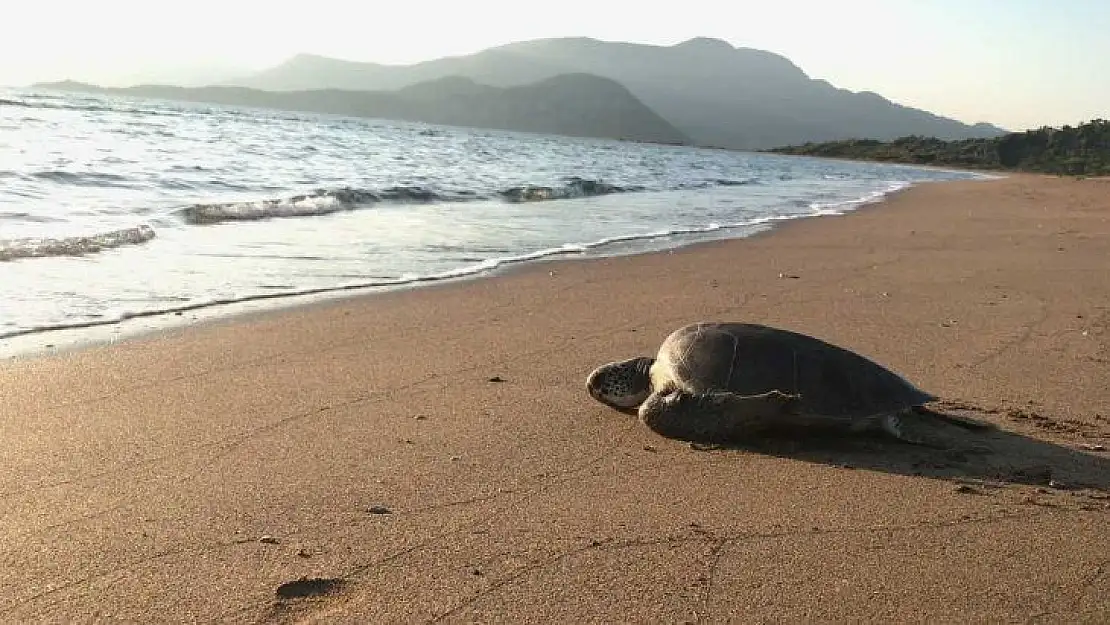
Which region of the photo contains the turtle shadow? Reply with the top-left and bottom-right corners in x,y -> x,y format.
695,403 -> 1110,492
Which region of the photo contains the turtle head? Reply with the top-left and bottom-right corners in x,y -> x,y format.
586,357 -> 655,411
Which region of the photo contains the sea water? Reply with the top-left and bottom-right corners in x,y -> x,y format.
0,89 -> 984,352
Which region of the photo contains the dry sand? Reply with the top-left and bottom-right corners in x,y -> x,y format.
1,173 -> 1108,623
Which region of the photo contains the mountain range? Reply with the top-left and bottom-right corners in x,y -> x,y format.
37,37 -> 1007,150
36,74 -> 690,146
233,37 -> 1006,149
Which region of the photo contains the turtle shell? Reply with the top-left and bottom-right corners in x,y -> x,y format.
650,322 -> 936,418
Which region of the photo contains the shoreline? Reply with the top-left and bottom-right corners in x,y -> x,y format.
0,177 -> 958,361
2,173 -> 1107,622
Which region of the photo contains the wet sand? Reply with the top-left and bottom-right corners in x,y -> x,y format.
1,173 -> 1108,623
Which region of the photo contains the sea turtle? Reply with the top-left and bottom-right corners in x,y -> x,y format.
585,321 -> 946,445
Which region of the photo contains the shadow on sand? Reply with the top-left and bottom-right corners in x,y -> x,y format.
693,400 -> 1110,492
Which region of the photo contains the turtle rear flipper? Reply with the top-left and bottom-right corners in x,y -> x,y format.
911,405 -> 995,430
868,409 -> 992,450
875,412 -> 943,447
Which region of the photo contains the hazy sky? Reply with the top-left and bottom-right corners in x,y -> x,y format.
4,0 -> 1106,130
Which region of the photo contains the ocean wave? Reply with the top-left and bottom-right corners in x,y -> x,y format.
0,211 -> 63,223
0,214 -> 779,342
675,178 -> 760,190
177,178 -> 647,225
499,177 -> 644,202
2,94 -> 182,119
1,95 -> 113,114
178,186 -> 453,225
0,221 -> 756,340
805,181 -> 911,215
0,224 -> 156,261
29,170 -> 136,188
0,180 -> 924,342
12,175 -> 762,231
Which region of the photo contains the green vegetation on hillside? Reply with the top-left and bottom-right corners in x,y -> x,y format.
768,119 -> 1110,176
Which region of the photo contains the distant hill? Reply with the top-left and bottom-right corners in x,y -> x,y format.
233,37 -> 1007,150
768,119 -> 1110,176
34,74 -> 690,146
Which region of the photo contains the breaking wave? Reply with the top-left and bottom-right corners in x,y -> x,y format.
178,177 -> 660,225
0,224 -> 156,261
498,176 -> 644,202
178,186 -> 452,225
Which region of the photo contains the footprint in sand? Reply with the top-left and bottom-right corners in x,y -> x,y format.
276,577 -> 344,600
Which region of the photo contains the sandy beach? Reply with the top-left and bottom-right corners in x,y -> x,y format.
1,173 -> 1108,623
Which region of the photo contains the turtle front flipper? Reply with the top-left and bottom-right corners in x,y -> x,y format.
638,387 -> 799,442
